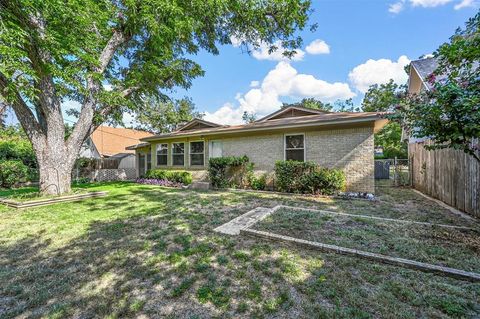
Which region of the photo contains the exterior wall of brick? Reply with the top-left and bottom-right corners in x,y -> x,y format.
306,127 -> 374,193
136,125 -> 375,193
222,134 -> 284,171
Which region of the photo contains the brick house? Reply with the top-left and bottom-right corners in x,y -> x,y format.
127,106 -> 388,193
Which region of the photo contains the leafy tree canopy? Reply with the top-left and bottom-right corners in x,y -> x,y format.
398,12 -> 480,162
242,111 -> 257,124
134,97 -> 202,133
362,79 -> 406,112
282,97 -> 333,111
361,79 -> 407,158
0,0 -> 313,194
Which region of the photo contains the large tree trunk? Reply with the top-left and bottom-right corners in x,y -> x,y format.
38,159 -> 74,195
34,133 -> 79,196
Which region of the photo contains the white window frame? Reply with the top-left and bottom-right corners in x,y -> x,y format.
189,140 -> 205,167
171,142 -> 186,167
284,133 -> 306,162
156,143 -> 168,166
209,140 -> 223,159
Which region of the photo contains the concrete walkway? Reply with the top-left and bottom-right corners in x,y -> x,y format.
214,207 -> 274,235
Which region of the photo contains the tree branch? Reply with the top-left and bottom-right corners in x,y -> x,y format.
67,29 -> 130,153
0,71 -> 44,142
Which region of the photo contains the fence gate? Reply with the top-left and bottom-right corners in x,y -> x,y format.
374,158 -> 410,187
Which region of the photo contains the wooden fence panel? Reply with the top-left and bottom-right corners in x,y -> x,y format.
409,142 -> 480,218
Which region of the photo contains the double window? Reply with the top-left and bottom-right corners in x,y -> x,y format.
156,143 -> 168,166
190,141 -> 204,166
285,134 -> 305,161
172,143 -> 185,166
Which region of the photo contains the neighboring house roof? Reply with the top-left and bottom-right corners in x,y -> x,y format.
134,106 -> 387,144
410,57 -> 439,89
90,126 -> 154,156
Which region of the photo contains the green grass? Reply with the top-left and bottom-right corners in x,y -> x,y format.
0,183 -> 95,202
254,207 -> 480,272
0,181 -> 479,318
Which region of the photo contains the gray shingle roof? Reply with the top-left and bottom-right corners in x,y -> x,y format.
411,57 -> 439,89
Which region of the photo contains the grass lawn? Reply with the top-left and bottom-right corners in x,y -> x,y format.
1,182 -> 479,318
253,207 -> 480,272
0,185 -> 88,202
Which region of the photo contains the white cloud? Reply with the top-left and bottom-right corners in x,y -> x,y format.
454,0 -> 478,9
348,55 -> 410,93
389,0 -> 475,12
305,39 -> 330,55
230,36 -> 243,48
410,0 -> 453,7
389,0 -> 405,13
252,41 -> 305,61
204,62 -> 355,125
250,80 -> 260,87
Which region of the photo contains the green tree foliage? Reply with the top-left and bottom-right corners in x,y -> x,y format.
283,97 -> 333,111
0,0 -> 313,194
0,160 -> 29,188
398,12 -> 480,162
362,80 -> 405,112
0,125 -> 36,168
0,100 -> 6,129
334,98 -> 361,112
134,97 -> 202,133
242,111 -> 257,124
362,80 -> 408,158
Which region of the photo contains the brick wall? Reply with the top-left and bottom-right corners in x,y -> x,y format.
221,127 -> 374,193
306,127 -> 374,193
140,126 -> 375,193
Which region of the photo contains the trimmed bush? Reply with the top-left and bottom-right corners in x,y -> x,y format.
0,160 -> 29,188
246,163 -> 267,190
250,174 -> 267,190
208,156 -> 249,188
274,160 -> 346,195
145,169 -> 193,185
299,167 -> 346,195
274,160 -> 316,193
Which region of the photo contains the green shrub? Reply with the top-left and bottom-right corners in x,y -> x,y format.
299,167 -> 346,195
245,164 -> 267,190
145,169 -> 193,185
0,160 -> 29,188
274,160 -> 316,193
208,156 -> 249,188
274,160 -> 345,195
250,174 -> 267,190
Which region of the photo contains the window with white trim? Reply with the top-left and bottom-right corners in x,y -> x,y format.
172,143 -> 185,166
156,143 -> 168,166
285,134 -> 305,161
190,141 -> 204,166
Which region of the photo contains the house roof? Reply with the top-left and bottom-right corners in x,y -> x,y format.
410,57 -> 439,90
90,126 -> 154,156
256,105 -> 330,122
138,107 -> 387,143
176,118 -> 223,131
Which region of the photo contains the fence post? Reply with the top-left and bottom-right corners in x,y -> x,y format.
394,157 -> 398,187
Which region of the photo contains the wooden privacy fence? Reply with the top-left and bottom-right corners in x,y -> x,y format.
409,142 -> 480,218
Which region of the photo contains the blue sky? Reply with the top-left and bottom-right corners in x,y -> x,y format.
4,0 -> 479,126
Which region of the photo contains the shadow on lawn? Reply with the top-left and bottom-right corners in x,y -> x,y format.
0,188 -> 328,318
1,184 -> 478,318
